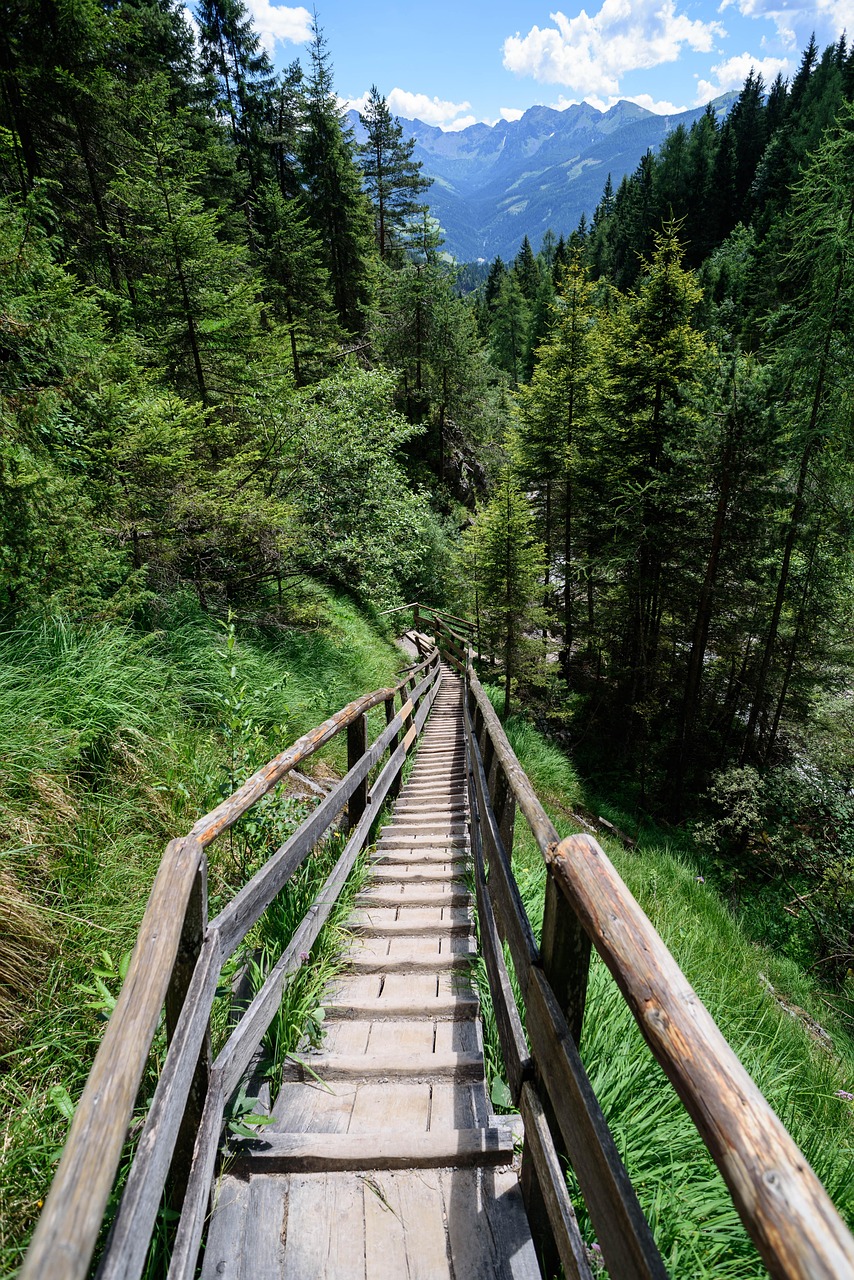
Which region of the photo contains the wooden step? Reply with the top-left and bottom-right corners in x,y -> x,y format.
369,865 -> 467,884
323,994 -> 479,1020
356,887 -> 472,908
231,1127 -> 514,1172
348,950 -> 474,973
281,1051 -> 484,1082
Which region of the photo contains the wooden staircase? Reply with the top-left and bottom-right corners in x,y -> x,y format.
200,669 -> 540,1278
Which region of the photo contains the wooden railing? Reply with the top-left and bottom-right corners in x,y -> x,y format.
462,659 -> 854,1280
22,647 -> 443,1280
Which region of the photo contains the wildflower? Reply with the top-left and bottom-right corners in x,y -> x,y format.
299,951 -> 310,964
592,1243 -> 601,1253
836,1090 -> 854,1101
696,875 -> 705,883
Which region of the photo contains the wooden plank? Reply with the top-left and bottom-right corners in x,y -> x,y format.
280,1051 -> 484,1082
198,1174 -> 249,1280
464,708 -> 539,993
366,1020 -> 435,1056
369,1171 -> 452,1279
550,832 -> 854,1280
347,1082 -> 431,1133
519,1081 -> 594,1280
167,1070 -> 225,1280
480,1167 -> 544,1280
540,872 -> 590,1047
347,713 -> 368,830
362,1170 -> 410,1276
190,686 -> 398,848
163,860 -> 210,1208
272,1081 -> 357,1134
281,1175 -> 366,1280
236,1128 -> 515,1173
525,966 -> 667,1280
467,667 -> 560,861
21,834 -> 204,1280
242,1176 -> 286,1280
469,772 -> 532,1104
96,927 -> 222,1280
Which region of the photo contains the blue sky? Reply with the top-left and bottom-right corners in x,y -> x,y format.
238,0 -> 852,125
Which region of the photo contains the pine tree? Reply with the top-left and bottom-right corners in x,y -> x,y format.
196,0 -> 276,198
300,20 -> 373,331
466,473 -> 545,716
359,86 -> 431,261
515,249 -> 596,676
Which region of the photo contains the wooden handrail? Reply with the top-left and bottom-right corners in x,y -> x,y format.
463,657 -> 854,1280
24,652 -> 443,1280
549,834 -> 854,1280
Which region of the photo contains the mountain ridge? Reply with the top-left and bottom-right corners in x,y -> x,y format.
349,93 -> 738,261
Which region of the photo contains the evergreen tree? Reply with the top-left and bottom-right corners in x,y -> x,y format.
358,86 -> 431,261
466,473 -> 545,716
515,250 -> 596,676
300,20 -> 373,331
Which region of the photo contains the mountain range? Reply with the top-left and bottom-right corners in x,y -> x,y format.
350,94 -> 737,263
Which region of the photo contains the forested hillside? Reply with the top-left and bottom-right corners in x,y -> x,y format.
3,1 -> 854,1268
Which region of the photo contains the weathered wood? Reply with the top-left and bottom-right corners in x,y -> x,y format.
469,780 -> 531,1102
21,835 -> 204,1280
96,927 -> 223,1280
525,965 -> 668,1280
464,709 -> 539,991
540,872 -> 590,1047
347,713 -> 369,830
167,1071 -> 224,1280
550,833 -> 854,1280
518,1082 -> 593,1280
467,666 -> 559,861
215,801 -> 377,1096
280,1050 -> 484,1081
231,1127 -> 514,1172
385,694 -> 402,800
212,667 -> 439,958
164,860 -> 211,1210
189,687 -> 399,848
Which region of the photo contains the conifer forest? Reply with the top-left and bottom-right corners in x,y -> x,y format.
3,2 -> 854,1271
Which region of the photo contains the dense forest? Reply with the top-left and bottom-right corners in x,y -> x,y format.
3,1 -> 854,1265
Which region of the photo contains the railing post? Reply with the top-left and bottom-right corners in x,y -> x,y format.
520,871 -> 593,1276
492,764 -> 516,860
541,872 -> 591,1047
165,857 -> 211,1207
385,694 -> 402,799
347,712 -> 368,831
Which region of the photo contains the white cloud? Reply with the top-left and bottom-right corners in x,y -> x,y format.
718,0 -> 854,44
342,87 -> 474,129
244,0 -> 311,54
500,107 -> 526,121
695,51 -> 791,101
444,114 -> 481,131
503,1 -> 725,98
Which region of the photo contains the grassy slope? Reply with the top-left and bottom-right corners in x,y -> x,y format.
482,693 -> 854,1277
0,585 -> 402,1275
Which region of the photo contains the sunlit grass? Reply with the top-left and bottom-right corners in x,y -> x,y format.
472,693 -> 854,1277
0,584 -> 402,1275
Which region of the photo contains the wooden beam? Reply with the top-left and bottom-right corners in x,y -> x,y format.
21,835 -> 204,1280
549,833 -> 854,1280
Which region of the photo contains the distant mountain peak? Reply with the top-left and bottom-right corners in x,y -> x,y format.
349,94 -> 736,262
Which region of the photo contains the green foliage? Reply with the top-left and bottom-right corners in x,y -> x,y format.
472,712 -> 854,1276
0,589 -> 402,1270
465,473 -> 546,717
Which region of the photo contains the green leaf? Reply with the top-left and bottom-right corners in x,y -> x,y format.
49,1084 -> 75,1122
490,1076 -> 512,1109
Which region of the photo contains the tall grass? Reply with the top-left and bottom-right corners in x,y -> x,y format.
473,693 -> 854,1277
0,584 -> 403,1276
